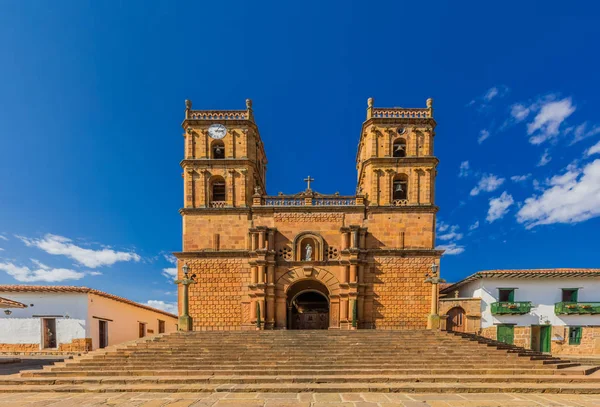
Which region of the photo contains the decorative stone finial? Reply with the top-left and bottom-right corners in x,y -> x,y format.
426,98 -> 433,108
246,99 -> 253,109
185,99 -> 192,109
367,97 -> 374,108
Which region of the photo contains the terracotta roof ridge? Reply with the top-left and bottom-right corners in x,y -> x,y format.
0,285 -> 177,318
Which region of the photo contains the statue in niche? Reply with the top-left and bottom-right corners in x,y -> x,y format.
305,244 -> 313,261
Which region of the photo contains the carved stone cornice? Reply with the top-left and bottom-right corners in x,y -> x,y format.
174,250 -> 251,259
366,249 -> 444,257
179,207 -> 251,216
366,204 -> 439,214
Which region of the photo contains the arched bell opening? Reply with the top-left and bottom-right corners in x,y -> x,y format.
286,280 -> 329,330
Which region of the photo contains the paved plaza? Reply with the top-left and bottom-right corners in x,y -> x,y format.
1,392 -> 600,407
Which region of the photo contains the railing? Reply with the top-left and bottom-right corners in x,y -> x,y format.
188,110 -> 249,120
262,197 -> 356,206
372,108 -> 431,119
555,302 -> 600,315
490,302 -> 532,315
264,197 -> 304,206
392,199 -> 409,206
314,198 -> 356,206
209,201 -> 227,208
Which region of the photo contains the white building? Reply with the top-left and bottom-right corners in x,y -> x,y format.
439,269 -> 600,356
0,286 -> 177,353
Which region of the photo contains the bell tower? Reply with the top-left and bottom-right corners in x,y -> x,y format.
181,99 -> 267,210
356,97 -> 437,210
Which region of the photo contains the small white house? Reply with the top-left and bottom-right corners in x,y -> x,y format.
439,269 -> 600,356
0,285 -> 178,353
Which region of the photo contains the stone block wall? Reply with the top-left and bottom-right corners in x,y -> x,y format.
184,258 -> 249,331
0,343 -> 39,353
552,326 -> 600,355
57,338 -> 92,352
368,256 -> 432,329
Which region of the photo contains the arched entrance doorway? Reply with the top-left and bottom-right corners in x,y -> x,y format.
446,307 -> 466,332
287,280 -> 329,330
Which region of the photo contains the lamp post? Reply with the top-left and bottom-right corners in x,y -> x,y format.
175,263 -> 196,331
424,262 -> 445,330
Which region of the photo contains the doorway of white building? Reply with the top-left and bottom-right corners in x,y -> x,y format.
531,325 -> 551,353
98,320 -> 108,349
42,318 -> 57,349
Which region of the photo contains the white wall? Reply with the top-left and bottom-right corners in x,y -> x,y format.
468,278 -> 600,328
87,293 -> 177,350
0,292 -> 88,347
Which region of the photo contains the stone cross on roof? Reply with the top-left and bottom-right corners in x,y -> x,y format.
304,175 -> 314,191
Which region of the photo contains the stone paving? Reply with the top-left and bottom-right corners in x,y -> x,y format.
1,392 -> 600,406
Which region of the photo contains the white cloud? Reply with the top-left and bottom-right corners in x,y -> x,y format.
478,129 -> 491,144
18,234 -> 141,268
510,103 -> 531,122
0,248 -> 4,251
470,174 -> 505,196
146,300 -> 177,315
0,262 -> 86,282
458,161 -> 470,177
162,267 -> 177,280
527,97 -> 575,145
437,221 -> 450,232
586,140 -> 600,157
469,221 -> 480,231
438,229 -> 463,241
511,174 -> 532,182
570,122 -> 600,144
487,192 -> 514,223
436,243 -> 465,256
484,87 -> 499,102
537,150 -> 552,167
0,235 -> 8,241
517,159 -> 600,228
163,254 -> 177,265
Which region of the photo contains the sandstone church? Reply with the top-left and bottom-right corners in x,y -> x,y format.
174,98 -> 441,330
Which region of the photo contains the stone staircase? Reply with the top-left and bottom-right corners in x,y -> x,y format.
1,330 -> 600,393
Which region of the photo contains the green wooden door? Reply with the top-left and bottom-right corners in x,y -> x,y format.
540,326 -> 551,352
497,325 -> 514,345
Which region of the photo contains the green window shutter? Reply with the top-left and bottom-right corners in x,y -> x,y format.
508,289 -> 515,302
569,327 -> 582,345
572,289 -> 579,302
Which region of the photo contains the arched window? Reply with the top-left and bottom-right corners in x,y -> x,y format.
392,174 -> 408,204
211,140 -> 225,159
210,176 -> 226,207
392,138 -> 407,158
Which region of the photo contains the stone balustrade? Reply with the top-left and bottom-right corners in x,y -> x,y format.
188,110 -> 249,120
372,108 -> 431,119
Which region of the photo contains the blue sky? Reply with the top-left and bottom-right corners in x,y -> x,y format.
1,1 -> 599,313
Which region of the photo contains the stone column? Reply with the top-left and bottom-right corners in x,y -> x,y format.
359,230 -> 366,249
343,264 -> 349,284
352,228 -> 359,249
186,129 -> 194,159
349,264 -> 357,284
200,130 -> 208,158
185,169 -> 194,208
358,264 -> 364,284
203,170 -> 210,208
258,264 -> 265,284
385,128 -> 394,157
341,297 -> 348,321
341,231 -> 349,250
258,231 -> 265,250
229,130 -> 236,158
250,264 -> 258,285
250,232 -> 257,251
267,264 -> 275,285
371,129 -> 378,157
372,170 -> 380,206
226,170 -> 234,207
238,169 -> 247,207
267,229 -> 275,251
250,297 -> 257,321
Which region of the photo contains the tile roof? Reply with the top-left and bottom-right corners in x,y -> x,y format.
0,296 -> 27,309
440,268 -> 600,294
0,285 -> 177,318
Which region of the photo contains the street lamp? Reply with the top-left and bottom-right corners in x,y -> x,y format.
3,310 -> 12,316
175,263 -> 196,331
424,262 -> 444,330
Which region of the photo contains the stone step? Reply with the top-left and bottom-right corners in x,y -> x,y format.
1,382 -> 600,394
38,367 -> 559,375
20,368 -> 562,377
4,374 -> 600,386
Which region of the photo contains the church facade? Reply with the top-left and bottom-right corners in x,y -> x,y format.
174,98 -> 441,330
